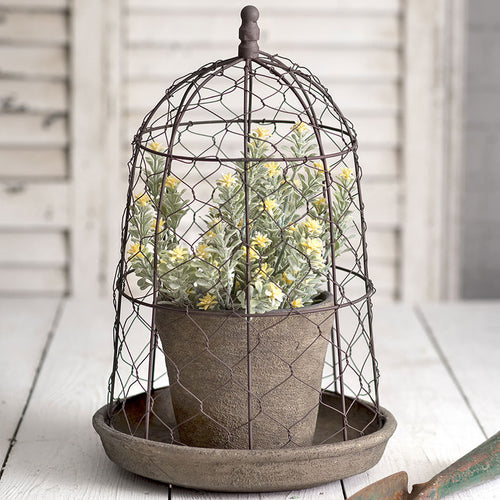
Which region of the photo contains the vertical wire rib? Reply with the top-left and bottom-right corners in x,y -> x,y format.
252,56 -> 350,440
243,58 -> 254,450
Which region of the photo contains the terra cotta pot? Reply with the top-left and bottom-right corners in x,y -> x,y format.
155,292 -> 335,449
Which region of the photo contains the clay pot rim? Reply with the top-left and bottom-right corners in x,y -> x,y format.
156,290 -> 334,318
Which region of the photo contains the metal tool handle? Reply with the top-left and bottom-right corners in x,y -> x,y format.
412,431 -> 500,499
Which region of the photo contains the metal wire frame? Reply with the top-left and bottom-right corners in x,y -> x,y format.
107,45 -> 382,453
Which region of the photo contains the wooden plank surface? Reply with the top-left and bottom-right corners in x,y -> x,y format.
126,47 -> 399,83
0,298 -> 61,462
0,148 -> 67,178
0,11 -> 68,44
0,181 -> 69,228
126,0 -> 401,15
1,301 -> 499,498
0,46 -> 67,79
419,302 -> 500,437
127,13 -> 399,49
343,304 -> 500,499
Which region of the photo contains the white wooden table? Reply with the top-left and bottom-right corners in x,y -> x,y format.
0,298 -> 499,499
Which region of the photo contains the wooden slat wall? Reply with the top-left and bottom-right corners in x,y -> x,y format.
0,0 -> 69,294
123,0 -> 403,300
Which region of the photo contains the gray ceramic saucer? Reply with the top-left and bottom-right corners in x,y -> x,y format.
93,387 -> 396,492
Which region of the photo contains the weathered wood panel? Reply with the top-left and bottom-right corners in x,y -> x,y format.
0,0 -> 67,8
0,148 -> 67,178
127,47 -> 399,82
0,11 -> 67,44
128,13 -> 399,48
0,267 -> 66,293
0,298 -> 61,462
0,113 -> 67,146
0,46 -> 67,79
127,0 -> 401,14
0,181 -> 69,228
0,231 -> 66,265
0,80 -> 67,113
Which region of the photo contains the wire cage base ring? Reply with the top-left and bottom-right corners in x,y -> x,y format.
92,387 -> 396,492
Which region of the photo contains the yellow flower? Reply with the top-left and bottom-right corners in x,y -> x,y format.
217,172 -> 237,188
264,162 -> 281,178
196,243 -> 209,259
302,216 -> 322,235
165,176 -> 180,189
340,167 -> 353,181
168,245 -> 189,262
313,197 -> 327,210
287,224 -> 297,232
252,232 -> 271,248
150,218 -> 165,232
149,141 -> 164,152
242,246 -> 259,261
258,263 -> 273,277
291,298 -> 304,308
264,198 -> 277,213
314,161 -> 328,173
253,127 -> 271,139
282,272 -> 294,285
128,242 -> 144,259
292,122 -> 309,134
197,293 -> 218,310
265,282 -> 284,307
301,237 -> 323,256
135,192 -> 151,207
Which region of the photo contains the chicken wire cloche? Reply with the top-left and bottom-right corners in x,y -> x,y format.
93,5 -> 396,493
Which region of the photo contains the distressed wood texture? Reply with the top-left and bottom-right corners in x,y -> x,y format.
402,0 -> 466,301
0,298 -> 61,461
419,302 -> 500,437
0,1 -> 70,294
1,300 -> 499,498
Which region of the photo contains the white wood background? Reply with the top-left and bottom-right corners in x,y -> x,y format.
0,298 -> 498,499
0,0 -> 464,301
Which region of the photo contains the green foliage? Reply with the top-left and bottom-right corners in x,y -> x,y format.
128,126 -> 356,312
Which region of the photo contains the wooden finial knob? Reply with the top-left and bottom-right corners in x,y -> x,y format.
238,5 -> 260,59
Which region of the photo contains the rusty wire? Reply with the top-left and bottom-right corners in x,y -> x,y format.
107,46 -> 382,454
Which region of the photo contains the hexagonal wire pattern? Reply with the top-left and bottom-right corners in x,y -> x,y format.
107,7 -> 382,458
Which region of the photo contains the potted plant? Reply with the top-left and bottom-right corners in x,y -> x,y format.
127,123 -> 356,449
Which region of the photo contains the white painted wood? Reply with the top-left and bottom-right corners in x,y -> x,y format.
0,181 -> 69,228
0,298 -> 328,499
128,12 -> 399,48
127,0 -> 401,14
438,0 -> 466,299
0,46 -> 67,79
126,46 -> 399,82
3,301 -> 500,498
69,0 -> 106,296
0,11 -> 67,44
0,297 -> 61,460
0,114 -> 67,146
0,148 -> 66,178
0,0 -> 67,8
343,304 -> 500,499
0,80 -> 67,113
0,266 -> 66,293
401,0 -> 466,301
420,302 -> 500,437
101,0 -> 125,295
0,231 -> 66,264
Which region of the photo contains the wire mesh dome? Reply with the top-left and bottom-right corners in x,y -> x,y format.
93,6 -> 396,492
